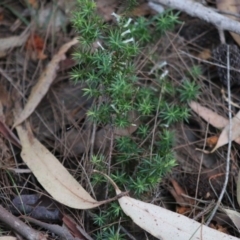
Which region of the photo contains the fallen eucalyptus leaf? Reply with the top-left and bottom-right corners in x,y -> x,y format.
97,171 -> 239,240
13,37 -> 78,128
16,123 -> 106,209
189,101 -> 240,147
212,110 -> 240,152
189,101 -> 228,129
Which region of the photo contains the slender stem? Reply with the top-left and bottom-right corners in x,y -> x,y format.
206,45 -> 232,225
0,205 -> 46,240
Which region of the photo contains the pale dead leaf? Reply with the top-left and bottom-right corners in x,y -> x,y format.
99,172 -> 239,240
216,0 -> 240,46
190,101 -> 240,146
0,237 -> 17,240
189,101 -> 228,129
16,123 -> 105,209
234,137 -> 240,145
212,110 -> 240,152
222,208 -> 240,231
63,215 -> 94,240
13,38 -> 78,128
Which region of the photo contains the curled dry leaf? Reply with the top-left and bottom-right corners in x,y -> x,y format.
169,178 -> 194,206
16,123 -> 105,209
13,37 -> 78,128
222,208 -> 240,232
189,101 -> 228,129
63,215 -> 93,240
189,101 -> 240,148
212,110 -> 240,152
99,172 -> 238,240
25,34 -> 47,60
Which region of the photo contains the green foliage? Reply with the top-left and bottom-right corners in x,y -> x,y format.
160,103 -> 190,125
178,65 -> 200,102
159,129 -> 175,151
178,79 -> 199,102
93,211 -> 108,227
97,226 -> 125,240
116,136 -> 138,153
108,202 -> 124,219
137,125 -> 149,138
155,10 -> 181,34
71,0 -> 199,238
130,17 -> 151,43
189,65 -> 202,79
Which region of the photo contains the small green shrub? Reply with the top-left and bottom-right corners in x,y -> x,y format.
71,0 -> 199,238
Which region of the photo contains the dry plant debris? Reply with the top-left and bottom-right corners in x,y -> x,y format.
13,37 -> 78,128
189,101 -> 228,129
25,34 -> 48,60
0,30 -> 29,57
102,172 -> 240,240
222,208 -> 240,232
216,0 -> 240,46
189,101 -> 240,149
0,237 -> 16,240
1,0 -> 240,239
16,120 -> 105,209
